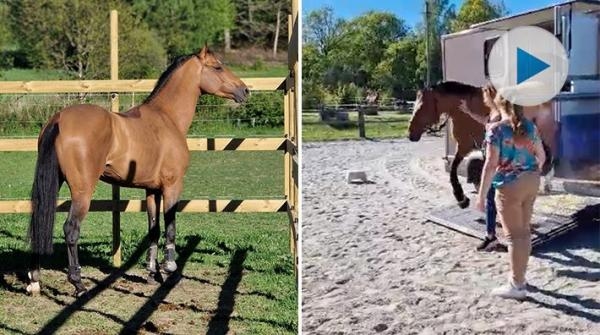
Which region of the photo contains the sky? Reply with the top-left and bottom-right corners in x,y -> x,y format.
302,0 -> 562,28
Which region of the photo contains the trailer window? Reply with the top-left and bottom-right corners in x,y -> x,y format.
484,36 -> 500,78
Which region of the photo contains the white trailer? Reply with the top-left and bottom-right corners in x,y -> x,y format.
441,0 -> 600,195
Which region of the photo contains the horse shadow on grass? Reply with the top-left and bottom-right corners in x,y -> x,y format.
0,239 -> 115,295
0,233 -> 292,334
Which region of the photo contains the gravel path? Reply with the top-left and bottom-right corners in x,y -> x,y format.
302,137 -> 600,335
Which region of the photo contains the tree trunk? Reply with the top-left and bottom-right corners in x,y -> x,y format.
224,28 -> 231,53
248,0 -> 253,24
273,3 -> 281,58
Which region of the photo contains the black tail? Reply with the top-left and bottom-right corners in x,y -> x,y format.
28,122 -> 60,255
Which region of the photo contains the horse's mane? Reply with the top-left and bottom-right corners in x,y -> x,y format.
144,54 -> 196,103
431,81 -> 481,96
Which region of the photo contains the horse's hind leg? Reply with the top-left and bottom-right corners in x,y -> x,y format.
64,190 -> 93,296
145,189 -> 161,284
61,160 -> 100,296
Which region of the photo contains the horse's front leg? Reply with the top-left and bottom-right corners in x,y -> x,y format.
450,152 -> 470,209
162,182 -> 183,273
145,189 -> 161,283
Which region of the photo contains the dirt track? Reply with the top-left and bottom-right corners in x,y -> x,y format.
302,137 -> 600,335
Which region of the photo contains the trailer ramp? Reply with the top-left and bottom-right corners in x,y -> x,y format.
426,202 -> 599,248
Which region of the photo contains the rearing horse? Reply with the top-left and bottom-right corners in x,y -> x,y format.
27,45 -> 249,296
408,81 -> 556,208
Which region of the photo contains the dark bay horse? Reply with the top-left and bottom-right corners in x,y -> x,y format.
408,81 -> 487,209
408,81 -> 556,208
27,45 -> 249,296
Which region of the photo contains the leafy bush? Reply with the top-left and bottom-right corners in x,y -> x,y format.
196,92 -> 284,128
336,83 -> 363,105
234,92 -> 283,127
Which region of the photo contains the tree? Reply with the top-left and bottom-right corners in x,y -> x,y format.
89,9 -> 167,79
232,0 -> 290,51
451,0 -> 507,32
415,0 -> 457,86
331,12 -> 408,88
0,2 -> 13,70
303,7 -> 344,56
373,36 -> 420,97
0,2 -> 11,50
5,0 -> 166,79
130,0 -> 235,58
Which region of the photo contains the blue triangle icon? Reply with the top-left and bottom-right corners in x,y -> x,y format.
517,48 -> 550,84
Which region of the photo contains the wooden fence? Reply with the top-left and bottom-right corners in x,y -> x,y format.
0,6 -> 299,274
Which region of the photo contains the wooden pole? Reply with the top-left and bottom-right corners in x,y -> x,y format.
110,10 -> 121,267
358,108 -> 366,138
425,0 -> 431,87
286,11 -> 298,276
292,0 -> 299,276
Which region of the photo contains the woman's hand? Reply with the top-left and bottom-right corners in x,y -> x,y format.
458,100 -> 470,114
475,194 -> 486,212
459,99 -> 488,126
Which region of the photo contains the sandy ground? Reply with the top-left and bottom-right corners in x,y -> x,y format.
302,137 -> 600,335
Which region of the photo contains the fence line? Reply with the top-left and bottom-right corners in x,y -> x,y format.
0,137 -> 286,152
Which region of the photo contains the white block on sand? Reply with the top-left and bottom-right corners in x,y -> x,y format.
346,170 -> 368,184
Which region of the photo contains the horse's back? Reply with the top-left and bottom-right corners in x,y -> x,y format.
55,104 -> 113,133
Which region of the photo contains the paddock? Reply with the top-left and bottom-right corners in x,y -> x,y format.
0,3 -> 298,334
302,137 -> 600,334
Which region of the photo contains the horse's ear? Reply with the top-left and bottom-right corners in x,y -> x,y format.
199,44 -> 210,60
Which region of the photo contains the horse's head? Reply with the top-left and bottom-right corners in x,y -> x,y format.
197,45 -> 249,103
408,88 -> 441,142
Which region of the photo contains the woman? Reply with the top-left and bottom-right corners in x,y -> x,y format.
459,85 -> 501,251
476,93 -> 546,299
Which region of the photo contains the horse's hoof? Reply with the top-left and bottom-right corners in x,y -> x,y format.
458,197 -> 470,209
26,282 -> 40,295
146,272 -> 161,285
74,287 -> 87,298
162,261 -> 177,273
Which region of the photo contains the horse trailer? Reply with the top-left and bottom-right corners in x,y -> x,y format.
441,0 -> 600,195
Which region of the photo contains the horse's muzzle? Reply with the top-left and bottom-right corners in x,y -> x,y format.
408,133 -> 422,142
233,86 -> 250,103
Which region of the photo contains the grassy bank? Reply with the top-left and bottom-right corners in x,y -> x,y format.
302,112 -> 411,141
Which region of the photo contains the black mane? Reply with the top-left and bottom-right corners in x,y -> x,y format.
431,81 -> 481,95
144,54 -> 196,103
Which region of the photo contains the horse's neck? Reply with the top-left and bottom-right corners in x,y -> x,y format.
146,65 -> 200,135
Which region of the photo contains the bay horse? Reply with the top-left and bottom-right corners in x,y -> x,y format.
408,81 -> 556,208
27,45 -> 249,296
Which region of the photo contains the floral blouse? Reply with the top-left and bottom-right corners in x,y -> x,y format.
485,119 -> 540,188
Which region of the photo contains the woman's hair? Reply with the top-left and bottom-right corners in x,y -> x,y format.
493,93 -> 527,139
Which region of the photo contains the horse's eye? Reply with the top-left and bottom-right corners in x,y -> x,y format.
214,65 -> 223,71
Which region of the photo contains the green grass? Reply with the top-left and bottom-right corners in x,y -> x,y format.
0,68 -> 70,81
302,112 -> 411,141
0,150 -> 296,334
228,64 -> 287,78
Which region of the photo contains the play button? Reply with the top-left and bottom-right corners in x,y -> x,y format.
487,26 -> 569,106
517,48 -> 550,84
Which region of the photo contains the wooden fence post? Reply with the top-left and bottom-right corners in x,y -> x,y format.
110,10 -> 121,268
358,108 -> 366,138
